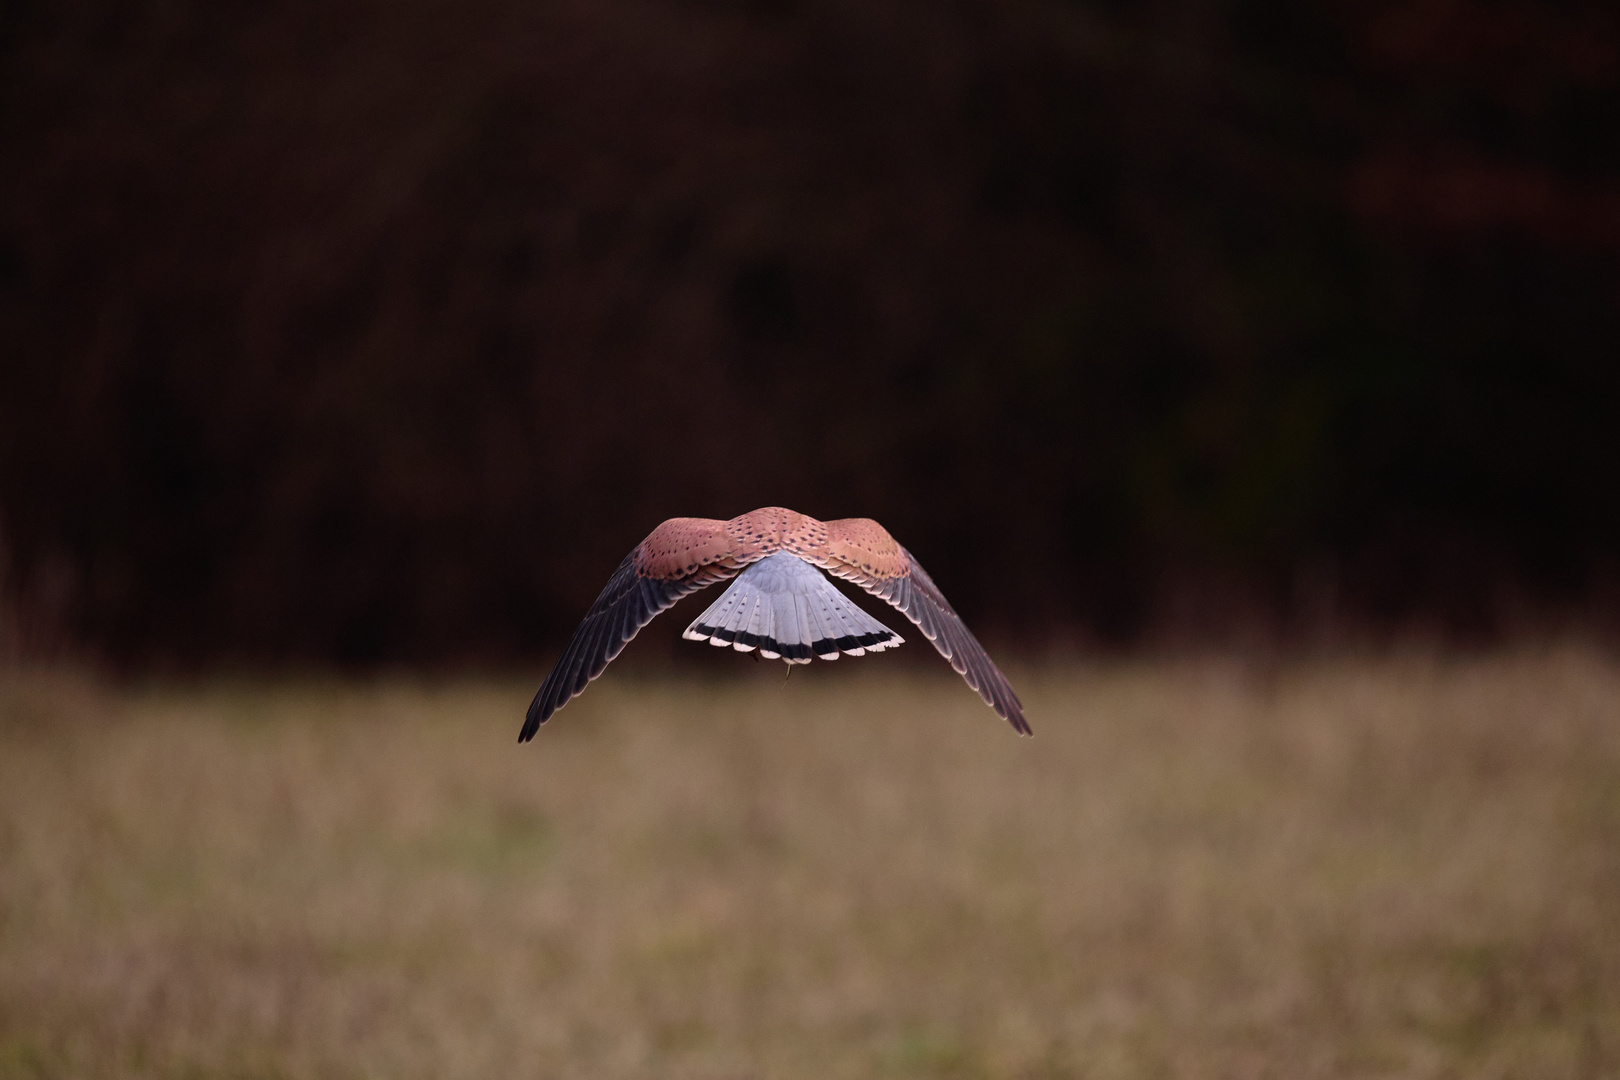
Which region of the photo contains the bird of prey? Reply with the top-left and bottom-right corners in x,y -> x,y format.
521,506 -> 1028,739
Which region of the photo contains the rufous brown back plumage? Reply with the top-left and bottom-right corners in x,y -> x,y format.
521,507 -> 1027,739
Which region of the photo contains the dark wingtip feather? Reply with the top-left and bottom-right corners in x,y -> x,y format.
519,690 -> 550,742
990,693 -> 1033,736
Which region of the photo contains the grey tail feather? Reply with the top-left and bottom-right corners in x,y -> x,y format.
683,559 -> 901,664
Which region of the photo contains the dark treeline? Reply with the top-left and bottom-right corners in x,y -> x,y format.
2,0 -> 1618,665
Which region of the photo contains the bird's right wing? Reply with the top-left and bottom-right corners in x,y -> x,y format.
520,517 -> 758,739
815,518 -> 1030,735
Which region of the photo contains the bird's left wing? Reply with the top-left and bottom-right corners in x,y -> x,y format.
520,517 -> 758,739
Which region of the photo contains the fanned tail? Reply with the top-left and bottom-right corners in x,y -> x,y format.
683,552 -> 901,663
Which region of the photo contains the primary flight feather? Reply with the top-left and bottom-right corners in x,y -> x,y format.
521,506 -> 1029,738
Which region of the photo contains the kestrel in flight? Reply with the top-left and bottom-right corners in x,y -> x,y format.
521,506 -> 1029,738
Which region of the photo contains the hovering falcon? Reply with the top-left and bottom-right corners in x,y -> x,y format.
521,506 -> 1029,739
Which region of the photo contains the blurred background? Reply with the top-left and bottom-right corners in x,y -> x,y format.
4,6 -> 1620,1078
3,0 -> 1618,668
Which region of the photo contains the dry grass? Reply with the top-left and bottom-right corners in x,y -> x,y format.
2,650 -> 1618,1079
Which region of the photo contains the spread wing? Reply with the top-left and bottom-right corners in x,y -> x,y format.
815,518 -> 1030,735
521,507 -> 1029,739
519,518 -> 754,739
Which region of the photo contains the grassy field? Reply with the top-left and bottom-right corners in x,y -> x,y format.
1,650 -> 1618,1079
